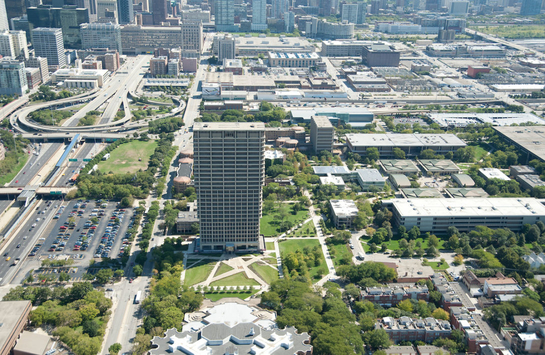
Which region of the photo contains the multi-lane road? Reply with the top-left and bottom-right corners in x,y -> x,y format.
9,143 -> 63,187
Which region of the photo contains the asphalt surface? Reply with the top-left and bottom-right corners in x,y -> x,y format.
0,199 -> 60,284
0,200 -> 14,217
9,143 -> 63,187
53,143 -> 97,187
30,200 -> 133,280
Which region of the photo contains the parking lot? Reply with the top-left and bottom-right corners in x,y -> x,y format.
28,199 -> 134,280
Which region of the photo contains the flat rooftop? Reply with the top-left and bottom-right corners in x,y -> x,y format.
380,160 -> 420,173
312,166 -> 351,175
330,199 -> 358,217
0,301 -> 31,351
495,126 -> 545,162
447,187 -> 489,198
390,198 -> 545,218
356,168 -> 384,182
346,133 -> 466,147
428,113 -> 545,127
479,168 -> 510,181
419,159 -> 460,173
268,52 -> 320,59
312,115 -> 334,128
193,122 -> 265,131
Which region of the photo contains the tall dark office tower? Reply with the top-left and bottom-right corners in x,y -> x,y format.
193,122 -> 265,253
214,0 -> 234,30
27,5 -> 89,48
117,0 -> 134,23
152,0 -> 167,25
5,0 -> 26,24
520,0 -> 542,15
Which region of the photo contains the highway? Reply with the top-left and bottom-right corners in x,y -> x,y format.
0,200 -> 14,216
0,199 -> 60,285
53,143 -> 97,187
9,143 -> 63,187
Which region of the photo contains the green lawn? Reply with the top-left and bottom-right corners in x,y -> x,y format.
265,241 -> 276,250
97,140 -> 157,174
260,207 -> 309,237
0,153 -> 28,185
361,241 -> 371,252
278,239 -> 327,279
184,260 -> 216,286
210,272 -> 260,287
424,261 -> 449,270
382,237 -> 445,251
205,290 -> 257,301
468,143 -> 490,161
287,220 -> 316,238
214,262 -> 233,277
249,262 -> 278,284
329,243 -> 353,268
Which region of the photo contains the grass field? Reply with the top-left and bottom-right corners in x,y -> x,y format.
467,143 -> 490,161
287,220 -> 316,238
184,260 -> 216,286
210,272 -> 260,287
265,241 -> 275,250
249,262 -> 278,284
0,154 -> 28,185
205,290 -> 257,301
214,262 -> 234,277
260,207 -> 309,237
329,243 -> 353,268
278,239 -> 327,279
379,237 -> 446,251
472,25 -> 545,39
424,260 -> 449,270
97,140 -> 157,174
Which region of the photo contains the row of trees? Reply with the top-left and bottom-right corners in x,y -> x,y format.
0,129 -> 29,180
3,283 -> 112,355
30,85 -> 73,102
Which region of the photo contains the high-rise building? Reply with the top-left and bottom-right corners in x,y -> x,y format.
449,0 -> 468,14
27,6 -> 89,48
117,0 -> 133,24
341,3 -> 358,23
214,0 -> 235,31
520,0 -> 542,15
272,0 -> 288,18
4,0 -> 25,28
0,0 -> 8,31
96,0 -> 118,22
0,59 -> 28,95
167,58 -> 179,75
0,30 -> 28,59
284,11 -> 295,32
26,56 -> 49,83
80,22 -> 122,54
310,116 -> 334,153
152,0 -> 167,25
150,56 -> 167,76
31,27 -> 66,68
181,20 -> 202,57
193,122 -> 266,253
251,0 -> 267,31
77,0 -> 97,20
218,34 -> 235,60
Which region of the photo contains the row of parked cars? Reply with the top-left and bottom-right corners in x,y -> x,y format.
94,208 -> 126,259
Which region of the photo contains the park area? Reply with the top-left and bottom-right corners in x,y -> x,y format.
97,140 -> 157,174
279,239 -> 327,280
260,204 -> 309,237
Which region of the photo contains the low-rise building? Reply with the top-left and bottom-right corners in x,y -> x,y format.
362,43 -> 400,67
452,173 -> 475,187
449,307 -> 490,353
503,317 -> 545,355
223,59 -> 243,75
385,345 -> 418,355
330,199 -> 359,229
446,187 -> 488,198
361,284 -> 429,307
24,67 -> 41,88
380,160 -> 420,176
389,174 -> 412,189
510,165 -> 536,178
401,188 -> 442,198
467,65 -> 490,78
517,174 -> 545,191
176,211 -> 199,234
416,345 -> 450,355
0,301 -> 32,355
356,168 -> 385,191
376,316 -> 451,344
478,168 -> 510,181
50,67 -> 109,87
418,159 -> 460,176
268,52 -> 321,68
312,166 -> 351,176
347,134 -> 466,158
385,198 -> 545,233
320,174 -> 345,191
523,252 -> 545,269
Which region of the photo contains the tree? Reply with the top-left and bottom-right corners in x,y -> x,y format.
428,234 -> 440,248
397,299 -> 413,312
366,147 -> 380,161
133,264 -> 143,277
95,269 -> 114,284
364,329 -> 392,350
432,308 -> 450,321
82,319 -> 101,337
393,147 -> 406,159
453,254 -> 463,266
109,343 -> 122,355
58,272 -> 70,282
